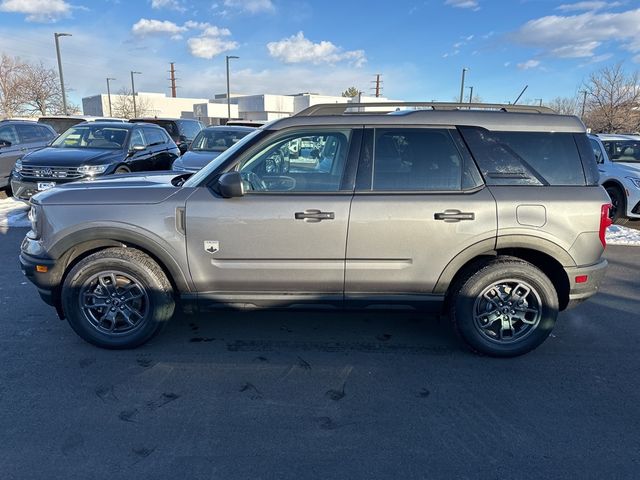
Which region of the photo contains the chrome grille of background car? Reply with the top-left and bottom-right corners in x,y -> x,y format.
20,166 -> 84,180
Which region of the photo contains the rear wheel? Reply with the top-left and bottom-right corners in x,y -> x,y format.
450,257 -> 558,357
605,185 -> 628,225
61,248 -> 175,349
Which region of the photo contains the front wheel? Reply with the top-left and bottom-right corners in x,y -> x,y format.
114,165 -> 131,174
450,258 -> 558,357
605,185 -> 628,225
61,248 -> 175,349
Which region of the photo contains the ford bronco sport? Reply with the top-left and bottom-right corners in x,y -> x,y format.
20,102 -> 610,356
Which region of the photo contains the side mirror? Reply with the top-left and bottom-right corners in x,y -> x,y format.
128,144 -> 145,155
0,140 -> 11,148
218,171 -> 244,198
178,142 -> 189,154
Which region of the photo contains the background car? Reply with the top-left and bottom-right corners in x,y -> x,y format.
589,133 -> 640,224
129,117 -> 204,154
38,115 -> 126,135
10,122 -> 179,200
0,120 -> 56,194
171,125 -> 255,172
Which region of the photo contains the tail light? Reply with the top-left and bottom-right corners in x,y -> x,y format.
599,203 -> 613,248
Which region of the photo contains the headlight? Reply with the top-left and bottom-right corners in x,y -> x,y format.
14,159 -> 22,172
28,205 -> 41,238
626,177 -> 640,189
77,164 -> 109,176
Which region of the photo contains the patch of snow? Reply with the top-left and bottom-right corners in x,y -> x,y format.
0,197 -> 30,228
606,225 -> 640,246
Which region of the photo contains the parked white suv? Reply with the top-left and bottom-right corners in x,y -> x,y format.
589,133 -> 640,224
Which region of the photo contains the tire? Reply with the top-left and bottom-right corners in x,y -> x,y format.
449,257 -> 558,357
61,248 -> 175,349
605,185 -> 629,225
114,165 -> 131,174
3,184 -> 13,197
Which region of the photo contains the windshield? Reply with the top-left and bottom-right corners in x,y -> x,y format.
183,129 -> 263,187
604,140 -> 640,163
191,129 -> 252,152
51,125 -> 129,150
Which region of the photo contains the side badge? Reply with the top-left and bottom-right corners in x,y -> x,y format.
204,240 -> 220,254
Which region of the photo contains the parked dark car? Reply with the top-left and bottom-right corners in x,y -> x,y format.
0,120 -> 56,193
10,122 -> 179,200
172,125 -> 255,172
129,118 -> 204,154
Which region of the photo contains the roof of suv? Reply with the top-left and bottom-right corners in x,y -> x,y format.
596,133 -> 640,141
268,102 -> 586,133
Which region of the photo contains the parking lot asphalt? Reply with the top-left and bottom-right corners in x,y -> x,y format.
1,226 -> 639,480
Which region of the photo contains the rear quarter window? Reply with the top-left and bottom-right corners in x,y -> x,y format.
459,127 -> 588,186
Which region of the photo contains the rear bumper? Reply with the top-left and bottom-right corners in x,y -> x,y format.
564,258 -> 608,309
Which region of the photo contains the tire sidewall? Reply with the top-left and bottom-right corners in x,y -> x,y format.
606,186 -> 628,225
62,255 -> 171,349
453,261 -> 558,357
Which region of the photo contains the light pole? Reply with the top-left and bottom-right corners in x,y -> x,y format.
534,98 -> 543,107
225,55 -> 239,119
467,86 -> 474,104
459,67 -> 468,104
106,77 -> 116,117
130,71 -> 141,117
580,90 -> 588,120
54,33 -> 72,115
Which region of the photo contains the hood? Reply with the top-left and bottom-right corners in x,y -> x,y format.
605,162 -> 640,177
177,150 -> 221,170
22,147 -> 125,166
32,172 -> 186,205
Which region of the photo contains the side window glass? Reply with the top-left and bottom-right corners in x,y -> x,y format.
372,129 -> 463,191
589,138 -> 604,164
0,125 -> 19,145
129,129 -> 145,149
37,126 -> 56,141
143,128 -> 164,146
237,130 -> 351,192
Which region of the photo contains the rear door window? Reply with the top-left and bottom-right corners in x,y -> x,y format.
0,125 -> 19,145
16,124 -> 53,143
459,127 -> 586,186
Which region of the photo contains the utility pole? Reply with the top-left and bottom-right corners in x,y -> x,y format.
371,74 -> 383,98
459,68 -> 468,104
534,98 -> 543,107
226,55 -> 239,119
106,77 -> 116,117
169,62 -> 177,98
580,90 -> 588,119
130,71 -> 141,117
54,33 -> 72,115
467,86 -> 474,104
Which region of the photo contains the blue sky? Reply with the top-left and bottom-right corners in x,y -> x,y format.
1,0 -> 639,106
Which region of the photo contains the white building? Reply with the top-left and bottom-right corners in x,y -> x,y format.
82,92 -> 209,119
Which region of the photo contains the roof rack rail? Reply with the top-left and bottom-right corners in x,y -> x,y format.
295,102 -> 557,117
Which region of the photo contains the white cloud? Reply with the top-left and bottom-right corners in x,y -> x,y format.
222,0 -> 275,14
0,0 -> 71,22
445,0 -> 480,10
514,8 -> 640,59
267,31 -> 366,67
150,0 -> 186,12
132,19 -> 187,37
187,36 -> 238,59
556,1 -> 621,12
517,59 -> 541,70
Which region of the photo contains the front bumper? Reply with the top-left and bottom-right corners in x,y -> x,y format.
19,250 -> 59,307
10,175 -> 77,201
564,258 -> 608,309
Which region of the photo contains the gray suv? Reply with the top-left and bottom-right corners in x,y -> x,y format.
19,103 -> 611,357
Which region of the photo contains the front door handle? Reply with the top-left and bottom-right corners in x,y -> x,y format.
434,210 -> 475,222
295,209 -> 335,222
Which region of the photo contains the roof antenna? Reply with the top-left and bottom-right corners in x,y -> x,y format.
513,85 -> 528,105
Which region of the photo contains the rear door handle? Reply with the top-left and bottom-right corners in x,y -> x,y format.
434,210 -> 475,222
295,209 -> 335,222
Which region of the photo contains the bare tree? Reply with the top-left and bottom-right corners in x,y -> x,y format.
583,63 -> 640,133
546,96 -> 580,115
0,54 -> 27,118
19,62 -> 63,115
111,88 -> 153,118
